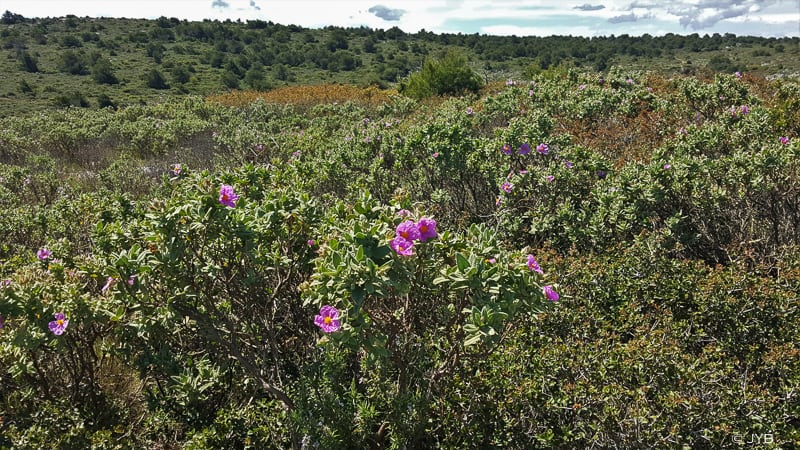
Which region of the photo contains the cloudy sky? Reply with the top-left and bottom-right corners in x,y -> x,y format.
3,0 -> 799,37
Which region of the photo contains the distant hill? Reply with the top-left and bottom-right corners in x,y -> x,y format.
1,11 -> 798,116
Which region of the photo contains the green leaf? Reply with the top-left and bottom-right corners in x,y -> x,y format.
456,252 -> 469,271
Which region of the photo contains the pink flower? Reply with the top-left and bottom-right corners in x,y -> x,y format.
502,144 -> 512,155
579,84 -> 586,90
527,254 -> 543,274
416,217 -> 437,242
397,209 -> 411,217
48,312 -> 69,335
564,160 -> 574,169
518,143 -> 531,155
219,184 -> 239,208
390,237 -> 414,256
495,197 -> 502,206
543,285 -> 559,301
396,220 -> 421,241
488,257 -> 497,264
127,275 -> 136,286
101,276 -> 116,293
663,163 -> 671,170
170,163 -> 182,176
545,175 -> 555,183
307,239 -> 315,247
432,152 -> 439,158
536,143 -> 549,155
734,71 -> 742,78
314,305 -> 341,333
37,248 -> 52,261
466,107 -> 473,115
501,182 -> 513,193
740,105 -> 749,115
779,136 -> 790,145
528,89 -> 534,96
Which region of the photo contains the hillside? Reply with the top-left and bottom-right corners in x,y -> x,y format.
1,11 -> 799,116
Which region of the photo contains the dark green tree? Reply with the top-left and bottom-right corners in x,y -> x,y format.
399,49 -> 482,99
146,68 -> 169,89
91,58 -> 118,85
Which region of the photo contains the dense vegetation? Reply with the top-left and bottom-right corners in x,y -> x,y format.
1,11 -> 800,115
0,11 -> 799,449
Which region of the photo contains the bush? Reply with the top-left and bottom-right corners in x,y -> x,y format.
400,50 -> 483,99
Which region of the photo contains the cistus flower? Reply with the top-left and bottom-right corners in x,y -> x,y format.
495,197 -> 502,206
219,184 -> 239,208
501,144 -> 512,155
543,285 -> 559,302
734,71 -> 742,78
390,237 -> 414,256
536,143 -> 549,155
397,209 -> 411,217
466,107 -> 473,115
416,217 -> 437,242
48,312 -> 69,335
37,248 -> 52,261
501,182 -> 513,193
0,314 -> 4,329
527,254 -> 543,274
170,163 -> 182,176
518,143 -> 531,155
779,136 -> 790,145
545,175 -> 555,183
564,160 -> 574,169
314,305 -> 341,333
396,220 -> 421,242
101,276 -> 116,293
663,163 -> 671,170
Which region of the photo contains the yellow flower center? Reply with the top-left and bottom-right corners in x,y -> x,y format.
324,317 -> 332,325
419,225 -> 428,233
57,319 -> 64,326
401,231 -> 408,239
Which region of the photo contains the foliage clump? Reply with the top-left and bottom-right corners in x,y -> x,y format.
399,50 -> 483,99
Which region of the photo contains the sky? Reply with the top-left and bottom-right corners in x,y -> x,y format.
3,0 -> 799,38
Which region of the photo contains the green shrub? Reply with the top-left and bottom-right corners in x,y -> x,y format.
400,50 -> 482,99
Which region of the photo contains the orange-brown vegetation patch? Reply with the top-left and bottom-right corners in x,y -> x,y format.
208,84 -> 395,109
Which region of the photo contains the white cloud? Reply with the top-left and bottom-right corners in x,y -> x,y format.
0,0 -> 796,36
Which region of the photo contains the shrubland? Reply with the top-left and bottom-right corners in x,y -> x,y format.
0,67 -> 798,448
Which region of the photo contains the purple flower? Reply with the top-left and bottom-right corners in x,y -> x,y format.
545,175 -> 555,183
734,71 -> 742,78
219,184 -> 239,208
307,239 -> 315,247
127,275 -> 136,286
663,163 -> 671,170
0,279 -> 10,288
170,163 -> 182,176
564,160 -> 574,169
519,169 -> 528,175
528,89 -> 534,96
212,131 -> 218,138
527,254 -> 543,274
396,220 -> 421,242
314,305 -> 341,333
397,209 -> 411,217
626,78 -> 634,84
37,248 -> 52,261
779,136 -> 790,145
740,105 -> 749,115
48,312 -> 69,335
579,84 -> 586,90
501,181 -> 513,193
466,107 -> 473,115
495,197 -> 502,206
543,285 -> 559,301
518,143 -> 531,155
0,314 -> 4,329
536,143 -> 549,155
505,79 -> 515,86
416,217 -> 437,242
432,152 -> 439,158
488,257 -> 497,264
101,276 -> 116,293
390,237 -> 414,256
597,170 -> 607,179
501,144 -> 512,155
